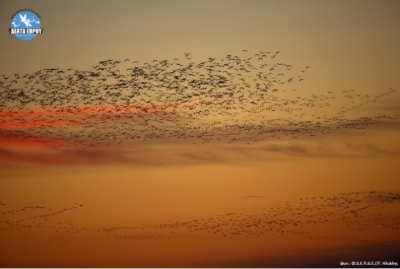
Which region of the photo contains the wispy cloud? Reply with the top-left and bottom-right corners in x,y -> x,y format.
1,137 -> 399,167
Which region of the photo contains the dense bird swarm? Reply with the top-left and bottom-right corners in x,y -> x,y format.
1,51 -> 398,148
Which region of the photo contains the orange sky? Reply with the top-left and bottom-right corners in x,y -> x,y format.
1,0 -> 400,267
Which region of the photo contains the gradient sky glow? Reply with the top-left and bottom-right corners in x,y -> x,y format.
1,0 -> 400,267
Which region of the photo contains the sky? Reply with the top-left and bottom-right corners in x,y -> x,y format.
1,0 -> 400,267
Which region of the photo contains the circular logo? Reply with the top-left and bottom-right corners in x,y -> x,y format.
10,10 -> 43,41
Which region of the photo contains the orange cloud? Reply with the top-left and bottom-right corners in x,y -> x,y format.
0,101 -> 201,130
0,147 -> 127,166
0,131 -> 76,149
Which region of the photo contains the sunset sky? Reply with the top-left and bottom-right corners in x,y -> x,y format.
1,0 -> 400,267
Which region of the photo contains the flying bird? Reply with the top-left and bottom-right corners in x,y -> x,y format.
19,14 -> 32,27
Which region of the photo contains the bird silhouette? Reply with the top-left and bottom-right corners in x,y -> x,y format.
0,50 -> 398,149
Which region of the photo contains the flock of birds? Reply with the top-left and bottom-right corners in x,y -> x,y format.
1,51 -> 399,266
1,50 -> 399,148
1,191 -> 399,247
241,195 -> 265,199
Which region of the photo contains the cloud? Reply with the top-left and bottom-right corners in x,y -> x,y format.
0,130 -> 76,148
256,142 -> 350,158
345,143 -> 400,157
2,136 -> 399,167
0,147 -> 128,166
